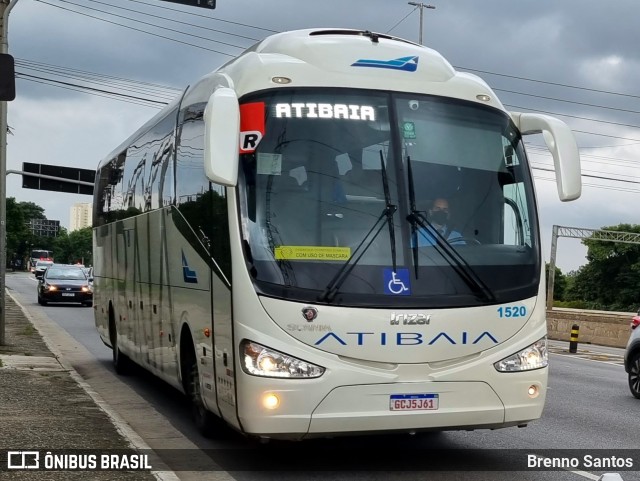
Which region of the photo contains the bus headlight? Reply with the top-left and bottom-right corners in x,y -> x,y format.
241,340 -> 325,378
494,337 -> 548,372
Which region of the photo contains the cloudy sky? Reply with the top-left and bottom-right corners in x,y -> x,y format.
6,0 -> 640,273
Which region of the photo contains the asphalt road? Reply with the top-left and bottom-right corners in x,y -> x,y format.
6,271 -> 640,481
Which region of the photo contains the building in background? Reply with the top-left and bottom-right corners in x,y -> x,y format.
70,202 -> 92,232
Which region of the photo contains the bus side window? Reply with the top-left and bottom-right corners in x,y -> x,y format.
175,102 -> 231,278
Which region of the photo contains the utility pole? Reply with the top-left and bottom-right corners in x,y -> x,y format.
407,2 -> 436,45
547,225 -> 559,311
0,0 -> 19,345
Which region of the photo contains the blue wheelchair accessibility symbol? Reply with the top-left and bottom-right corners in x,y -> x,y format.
383,268 -> 411,296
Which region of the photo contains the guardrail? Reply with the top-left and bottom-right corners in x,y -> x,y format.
547,308 -> 633,348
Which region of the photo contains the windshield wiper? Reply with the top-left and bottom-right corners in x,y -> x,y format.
318,150 -> 397,303
379,149 -> 397,272
406,156 -> 421,278
405,156 -> 496,303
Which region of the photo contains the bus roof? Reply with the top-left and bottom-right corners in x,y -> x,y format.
98,28 -> 505,170
215,28 -> 503,109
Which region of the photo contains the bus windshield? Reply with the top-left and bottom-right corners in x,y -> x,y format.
238,88 -> 539,308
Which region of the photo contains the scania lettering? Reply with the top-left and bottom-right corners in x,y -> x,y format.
93,29 -> 581,440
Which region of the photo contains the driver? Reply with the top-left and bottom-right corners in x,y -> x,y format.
416,197 -> 465,246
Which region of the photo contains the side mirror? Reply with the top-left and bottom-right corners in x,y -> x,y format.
510,112 -> 581,201
203,87 -> 240,186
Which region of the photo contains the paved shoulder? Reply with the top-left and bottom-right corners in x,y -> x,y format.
0,291 -> 158,480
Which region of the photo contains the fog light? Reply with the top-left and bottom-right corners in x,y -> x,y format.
262,393 -> 280,410
528,385 -> 539,398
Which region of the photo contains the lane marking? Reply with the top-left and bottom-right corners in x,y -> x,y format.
535,456 -> 610,480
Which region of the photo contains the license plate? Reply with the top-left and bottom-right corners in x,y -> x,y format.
390,393 -> 439,411
61,293 -> 75,297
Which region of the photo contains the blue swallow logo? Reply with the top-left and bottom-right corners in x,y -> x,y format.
351,56 -> 419,72
181,250 -> 198,284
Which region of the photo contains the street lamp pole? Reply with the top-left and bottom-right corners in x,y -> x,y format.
407,2 -> 436,45
0,0 -> 19,345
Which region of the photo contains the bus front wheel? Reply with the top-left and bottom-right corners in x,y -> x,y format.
186,358 -> 218,438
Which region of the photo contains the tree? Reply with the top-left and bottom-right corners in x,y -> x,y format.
68,227 -> 92,265
545,263 -> 566,302
4,198 -> 59,268
18,201 -> 46,221
54,227 -> 92,265
6,197 -> 28,264
565,224 -> 640,312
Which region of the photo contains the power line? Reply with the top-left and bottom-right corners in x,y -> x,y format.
531,159 -> 640,184
16,64 -> 179,101
51,0 -> 250,50
580,142 -> 640,149
385,6 -> 417,34
21,3 -> 640,153
16,58 -> 182,95
85,0 -> 262,42
128,0 -> 279,33
34,0 -> 237,56
504,103 -> 640,132
532,166 -> 640,186
507,100 -> 640,143
16,75 -> 163,109
495,88 -> 640,116
16,73 -> 168,105
533,174 -> 640,195
456,65 -> 640,101
527,144 -> 640,166
572,129 -> 640,143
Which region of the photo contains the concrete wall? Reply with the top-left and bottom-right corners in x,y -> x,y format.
546,308 -> 634,348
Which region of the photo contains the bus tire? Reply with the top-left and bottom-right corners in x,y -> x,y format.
109,308 -> 131,375
628,351 -> 640,399
184,349 -> 217,438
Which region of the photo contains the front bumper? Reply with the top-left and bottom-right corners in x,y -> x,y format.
40,291 -> 93,303
237,371 -> 547,440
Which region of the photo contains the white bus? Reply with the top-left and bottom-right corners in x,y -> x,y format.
93,29 -> 581,440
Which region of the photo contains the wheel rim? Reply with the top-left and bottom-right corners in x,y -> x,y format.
630,356 -> 640,395
189,364 -> 207,422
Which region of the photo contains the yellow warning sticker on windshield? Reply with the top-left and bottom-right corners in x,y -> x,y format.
274,246 -> 351,261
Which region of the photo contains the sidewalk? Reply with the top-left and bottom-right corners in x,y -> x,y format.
0,291 -> 157,481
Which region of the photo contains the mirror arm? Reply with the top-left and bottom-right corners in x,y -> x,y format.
510,112 -> 581,202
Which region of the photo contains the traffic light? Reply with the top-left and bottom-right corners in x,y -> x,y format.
0,54 -> 15,101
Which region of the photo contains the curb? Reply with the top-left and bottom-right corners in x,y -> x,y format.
6,289 -> 180,481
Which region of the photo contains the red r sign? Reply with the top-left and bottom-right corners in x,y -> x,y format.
239,102 -> 265,153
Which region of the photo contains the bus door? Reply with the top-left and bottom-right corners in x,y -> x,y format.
210,259 -> 235,424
